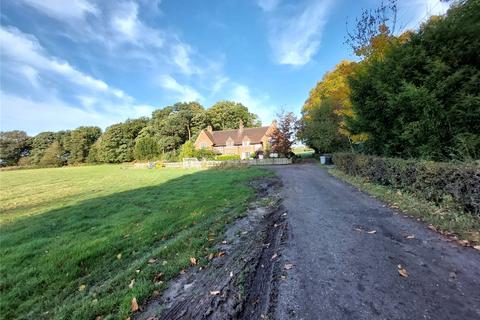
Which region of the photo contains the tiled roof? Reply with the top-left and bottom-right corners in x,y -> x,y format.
209,126 -> 271,146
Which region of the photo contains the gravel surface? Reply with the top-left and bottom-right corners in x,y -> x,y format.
270,164 -> 480,320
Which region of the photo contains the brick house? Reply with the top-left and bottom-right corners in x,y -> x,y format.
194,120 -> 276,159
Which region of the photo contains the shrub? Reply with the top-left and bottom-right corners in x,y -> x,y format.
216,154 -> 241,161
333,153 -> 480,218
134,136 -> 160,161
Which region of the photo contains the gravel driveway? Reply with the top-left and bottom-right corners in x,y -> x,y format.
270,163 -> 480,320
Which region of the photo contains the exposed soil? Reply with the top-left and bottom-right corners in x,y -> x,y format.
134,176 -> 286,320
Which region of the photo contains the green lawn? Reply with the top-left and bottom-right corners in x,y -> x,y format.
0,165 -> 268,319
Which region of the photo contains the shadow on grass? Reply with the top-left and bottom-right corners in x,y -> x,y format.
0,167 -> 268,320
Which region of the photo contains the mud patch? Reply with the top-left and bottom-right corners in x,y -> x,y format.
134,176 -> 286,320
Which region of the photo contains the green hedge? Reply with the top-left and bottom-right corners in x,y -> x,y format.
215,154 -> 241,161
333,153 -> 480,218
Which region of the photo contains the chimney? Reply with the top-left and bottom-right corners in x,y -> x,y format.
207,125 -> 213,133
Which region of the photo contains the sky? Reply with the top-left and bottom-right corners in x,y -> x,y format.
0,0 -> 451,135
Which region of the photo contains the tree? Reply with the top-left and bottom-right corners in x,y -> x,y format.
270,111 -> 298,156
345,0 -> 399,59
39,141 -> 64,167
207,101 -> 261,130
98,118 -> 148,163
134,135 -> 159,160
347,0 -> 480,160
65,126 -> 102,164
300,60 -> 364,149
30,132 -> 57,165
141,103 -> 208,154
300,99 -> 350,153
0,131 -> 30,166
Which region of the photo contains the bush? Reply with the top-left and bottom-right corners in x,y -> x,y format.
134,136 -> 160,161
216,154 -> 241,161
333,153 -> 480,218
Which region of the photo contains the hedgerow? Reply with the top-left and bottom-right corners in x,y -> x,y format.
333,153 -> 480,218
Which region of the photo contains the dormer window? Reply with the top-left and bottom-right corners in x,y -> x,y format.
200,142 -> 207,149
242,140 -> 250,146
226,137 -> 234,147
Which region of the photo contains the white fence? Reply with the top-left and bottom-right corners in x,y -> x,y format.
158,158 -> 292,169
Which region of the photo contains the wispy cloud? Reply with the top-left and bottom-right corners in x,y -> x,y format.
156,75 -> 204,102
17,0 -> 98,21
0,26 -> 156,134
398,0 -> 451,31
264,0 -> 333,66
230,84 -> 276,125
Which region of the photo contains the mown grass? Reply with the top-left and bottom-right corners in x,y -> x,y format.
0,165 -> 269,319
328,168 -> 480,245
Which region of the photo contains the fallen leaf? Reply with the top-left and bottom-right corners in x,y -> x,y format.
210,291 -> 220,296
271,253 -> 278,260
136,269 -> 140,273
153,273 -> 164,283
397,265 -> 409,277
79,284 -> 86,291
117,253 -> 122,260
131,297 -> 139,312
180,269 -> 186,275
405,235 -> 415,239
190,257 -> 197,266
162,260 -> 168,265
208,253 -> 214,260
217,251 -> 225,257
148,258 -> 156,264
128,279 -> 135,289
428,225 -> 437,231
366,230 -> 377,234
284,263 -> 294,270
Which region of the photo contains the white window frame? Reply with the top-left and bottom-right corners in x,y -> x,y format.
242,140 -> 250,146
200,142 -> 207,149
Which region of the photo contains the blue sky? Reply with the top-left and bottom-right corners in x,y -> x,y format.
0,0 -> 450,135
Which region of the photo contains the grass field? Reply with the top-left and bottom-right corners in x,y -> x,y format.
0,165 -> 269,319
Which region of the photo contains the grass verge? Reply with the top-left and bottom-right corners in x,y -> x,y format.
328,168 -> 480,246
0,165 -> 270,319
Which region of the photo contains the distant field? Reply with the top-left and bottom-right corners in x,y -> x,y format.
0,165 -> 268,319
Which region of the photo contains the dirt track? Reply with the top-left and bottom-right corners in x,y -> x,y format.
270,163 -> 480,320
136,164 -> 480,320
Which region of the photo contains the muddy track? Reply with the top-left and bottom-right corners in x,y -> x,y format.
134,177 -> 286,320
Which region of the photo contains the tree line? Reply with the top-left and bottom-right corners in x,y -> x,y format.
299,0 -> 479,161
0,101 -> 260,167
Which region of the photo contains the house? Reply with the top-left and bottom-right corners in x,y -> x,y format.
194,120 -> 276,159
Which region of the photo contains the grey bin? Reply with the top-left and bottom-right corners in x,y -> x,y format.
320,154 -> 333,165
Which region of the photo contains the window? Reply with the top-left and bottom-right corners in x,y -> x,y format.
226,139 -> 234,147
200,142 -> 207,149
242,140 -> 250,146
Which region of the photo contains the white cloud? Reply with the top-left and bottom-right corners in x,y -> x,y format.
230,84 -> 276,125
110,1 -> 164,48
19,65 -> 40,88
156,75 -> 204,102
211,76 -> 229,95
257,0 -> 281,12
398,0 -> 451,31
266,0 -> 333,66
18,0 -> 98,21
0,26 -> 128,99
